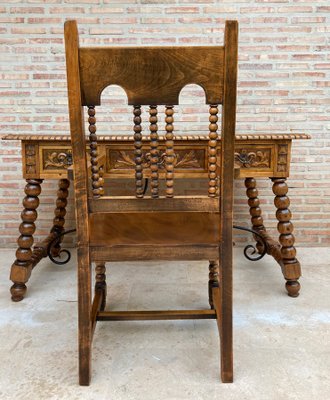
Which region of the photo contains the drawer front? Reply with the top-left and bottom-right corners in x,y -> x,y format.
105,144 -> 208,178
25,140 -> 290,179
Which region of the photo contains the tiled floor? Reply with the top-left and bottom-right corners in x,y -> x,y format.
0,248 -> 329,400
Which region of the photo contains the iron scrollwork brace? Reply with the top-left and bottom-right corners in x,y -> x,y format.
47,224 -> 267,266
233,225 -> 267,261
47,229 -> 76,265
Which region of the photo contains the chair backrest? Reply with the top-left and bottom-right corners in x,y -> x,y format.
64,19 -> 238,247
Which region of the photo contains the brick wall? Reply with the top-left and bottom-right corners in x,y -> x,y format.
0,1 -> 329,248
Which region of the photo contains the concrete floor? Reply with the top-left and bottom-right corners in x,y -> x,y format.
0,248 -> 329,400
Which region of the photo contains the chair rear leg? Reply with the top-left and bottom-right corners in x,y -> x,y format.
219,258 -> 233,383
78,246 -> 92,386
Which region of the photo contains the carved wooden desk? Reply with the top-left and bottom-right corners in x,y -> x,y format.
3,133 -> 310,301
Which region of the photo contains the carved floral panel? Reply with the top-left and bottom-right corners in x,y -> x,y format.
42,148 -> 73,170
234,147 -> 271,169
107,147 -> 206,172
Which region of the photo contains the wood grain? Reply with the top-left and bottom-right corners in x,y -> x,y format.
89,211 -> 220,246
64,20 -> 92,386
79,47 -> 224,105
89,196 -> 219,213
218,20 -> 238,383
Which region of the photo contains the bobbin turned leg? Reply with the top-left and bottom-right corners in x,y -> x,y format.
10,179 -> 43,302
49,179 -> 70,257
95,262 -> 107,311
208,260 -> 219,309
272,177 -> 301,297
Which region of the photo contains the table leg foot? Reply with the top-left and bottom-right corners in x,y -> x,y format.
10,283 -> 27,302
286,280 -> 300,297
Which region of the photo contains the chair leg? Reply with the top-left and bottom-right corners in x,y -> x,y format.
95,262 -> 107,311
219,258 -> 233,383
77,246 -> 92,386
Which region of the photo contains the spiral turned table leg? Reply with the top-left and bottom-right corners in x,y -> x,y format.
49,179 -> 70,257
272,178 -> 301,297
245,178 -> 267,253
10,179 -> 43,301
208,260 -> 219,309
95,262 -> 107,311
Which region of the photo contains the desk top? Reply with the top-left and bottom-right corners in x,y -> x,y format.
2,133 -> 311,142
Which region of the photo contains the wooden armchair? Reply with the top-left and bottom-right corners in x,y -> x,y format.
64,20 -> 238,386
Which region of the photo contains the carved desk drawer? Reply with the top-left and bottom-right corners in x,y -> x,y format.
15,134 -> 309,180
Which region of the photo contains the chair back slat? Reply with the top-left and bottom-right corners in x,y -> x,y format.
78,47 -> 225,106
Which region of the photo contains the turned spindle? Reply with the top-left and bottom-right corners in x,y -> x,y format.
133,105 -> 144,198
165,105 -> 175,198
272,177 -> 301,297
88,106 -> 104,198
208,105 -> 219,197
149,105 -> 159,198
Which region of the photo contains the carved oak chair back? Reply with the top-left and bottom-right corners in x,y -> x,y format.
64,19 -> 238,386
